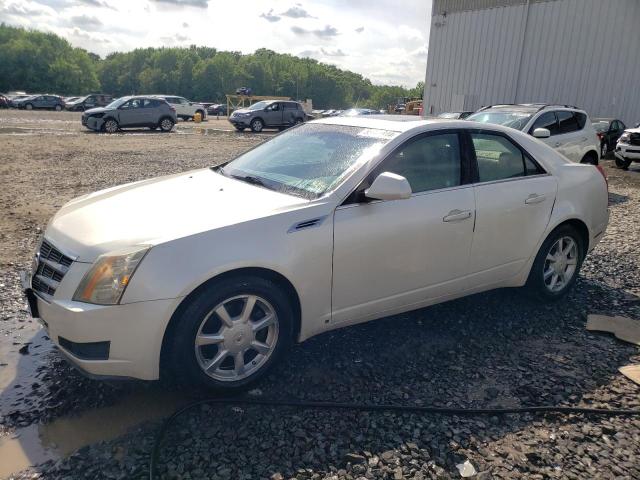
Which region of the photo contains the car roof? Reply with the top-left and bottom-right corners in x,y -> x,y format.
592,118 -> 615,122
314,115 -> 466,132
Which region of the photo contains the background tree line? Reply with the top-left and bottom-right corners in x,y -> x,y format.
0,24 -> 423,109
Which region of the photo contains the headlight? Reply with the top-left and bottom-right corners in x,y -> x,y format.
619,133 -> 630,143
73,246 -> 150,305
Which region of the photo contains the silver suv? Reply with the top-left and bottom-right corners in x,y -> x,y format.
82,96 -> 177,133
229,100 -> 307,132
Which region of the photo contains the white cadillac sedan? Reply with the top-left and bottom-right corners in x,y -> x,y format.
22,116 -> 609,390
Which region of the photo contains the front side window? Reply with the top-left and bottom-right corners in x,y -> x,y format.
266,103 -> 280,111
121,98 -> 143,109
530,111 -> 559,135
379,133 -> 462,193
472,133 -> 541,182
220,123 -> 398,199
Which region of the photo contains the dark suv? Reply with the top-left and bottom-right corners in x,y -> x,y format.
82,96 -> 177,133
229,100 -> 307,132
66,94 -> 113,112
15,95 -> 65,111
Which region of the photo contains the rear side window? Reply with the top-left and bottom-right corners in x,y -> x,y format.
284,102 -> 297,110
379,133 -> 462,193
471,133 -> 542,182
557,111 -> 580,134
530,112 -> 559,135
575,112 -> 587,129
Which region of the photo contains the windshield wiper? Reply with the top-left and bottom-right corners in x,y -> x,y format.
230,174 -> 266,187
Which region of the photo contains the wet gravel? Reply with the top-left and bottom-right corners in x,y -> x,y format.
1,110 -> 639,479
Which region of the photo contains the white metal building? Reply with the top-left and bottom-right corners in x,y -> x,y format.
423,0 -> 640,125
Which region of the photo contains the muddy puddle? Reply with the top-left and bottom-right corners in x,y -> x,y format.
0,328 -> 195,477
0,127 -> 75,136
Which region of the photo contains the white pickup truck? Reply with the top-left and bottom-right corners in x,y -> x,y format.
154,95 -> 206,121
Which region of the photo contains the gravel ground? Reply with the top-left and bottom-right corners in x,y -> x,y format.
1,110 -> 639,479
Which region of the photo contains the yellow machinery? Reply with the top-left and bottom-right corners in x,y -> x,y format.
387,97 -> 423,115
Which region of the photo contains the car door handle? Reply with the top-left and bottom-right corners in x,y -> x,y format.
525,193 -> 546,205
443,209 -> 472,222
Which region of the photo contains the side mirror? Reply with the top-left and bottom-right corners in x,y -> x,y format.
533,128 -> 551,138
365,172 -> 412,201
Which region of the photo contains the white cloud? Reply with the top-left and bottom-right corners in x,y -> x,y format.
0,0 -> 431,86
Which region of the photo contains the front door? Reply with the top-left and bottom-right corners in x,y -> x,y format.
264,102 -> 283,126
468,131 -> 557,285
332,131 -> 475,325
118,98 -> 146,126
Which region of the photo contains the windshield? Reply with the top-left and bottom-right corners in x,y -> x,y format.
467,111 -> 533,130
105,97 -> 129,109
218,123 -> 398,199
247,101 -> 269,111
437,112 -> 460,119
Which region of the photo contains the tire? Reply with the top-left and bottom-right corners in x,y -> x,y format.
250,118 -> 264,133
165,275 -> 294,391
54,105 -> 62,112
580,152 -> 598,165
235,126 -> 246,132
103,118 -> 119,133
294,117 -> 304,125
159,117 -> 174,132
25,103 -> 33,110
600,142 -> 608,159
615,156 -> 632,169
525,225 -> 584,302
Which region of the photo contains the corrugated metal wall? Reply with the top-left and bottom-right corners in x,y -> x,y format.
423,0 -> 640,125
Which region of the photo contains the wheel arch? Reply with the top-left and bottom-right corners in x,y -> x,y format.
581,150 -> 599,165
159,266 -> 302,374
547,217 -> 590,255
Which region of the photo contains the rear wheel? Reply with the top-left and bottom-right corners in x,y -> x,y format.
580,152 -> 598,165
25,103 -> 33,110
525,225 -> 584,301
294,117 -> 304,125
103,118 -> 119,133
165,276 -> 294,391
250,118 -> 264,133
54,104 -> 62,112
159,117 -> 174,132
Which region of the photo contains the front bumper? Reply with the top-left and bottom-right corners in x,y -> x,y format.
83,116 -> 104,131
615,144 -> 640,161
21,269 -> 180,380
229,117 -> 251,127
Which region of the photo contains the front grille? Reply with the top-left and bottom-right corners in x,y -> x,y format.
629,133 -> 640,146
31,240 -> 74,299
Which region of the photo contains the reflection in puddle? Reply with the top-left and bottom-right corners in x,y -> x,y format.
0,388 -> 192,477
0,127 -> 75,136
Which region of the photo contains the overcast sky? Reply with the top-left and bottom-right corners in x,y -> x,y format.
0,0 -> 431,87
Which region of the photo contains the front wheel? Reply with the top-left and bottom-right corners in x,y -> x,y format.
525,225 -> 584,301
159,117 -> 174,132
25,103 -> 33,110
600,142 -> 608,158
250,118 -> 264,133
615,156 -> 632,169
165,276 -> 294,391
103,118 -> 119,133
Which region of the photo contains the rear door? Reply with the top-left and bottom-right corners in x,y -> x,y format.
469,130 -> 557,284
554,111 -> 583,162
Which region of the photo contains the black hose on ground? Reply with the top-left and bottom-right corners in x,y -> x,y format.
148,397 -> 640,480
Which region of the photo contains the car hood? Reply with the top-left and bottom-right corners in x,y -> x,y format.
83,106 -> 110,115
232,108 -> 253,115
45,169 -> 309,262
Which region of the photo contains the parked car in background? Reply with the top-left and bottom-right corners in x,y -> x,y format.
153,95 -> 206,121
229,100 -> 306,132
0,94 -> 9,109
437,111 -> 474,119
22,116 -> 608,390
66,94 -> 114,111
206,103 -> 227,116
341,108 -> 378,116
64,96 -> 81,104
81,96 -> 176,133
14,94 -> 65,111
592,118 -> 626,158
8,94 -> 33,107
614,127 -> 640,169
468,104 -> 600,164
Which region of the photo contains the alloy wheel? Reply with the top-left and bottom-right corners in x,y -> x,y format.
161,118 -> 174,131
104,120 -> 118,133
194,294 -> 279,382
543,236 -> 578,292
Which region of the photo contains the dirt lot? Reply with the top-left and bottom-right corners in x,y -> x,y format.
0,109 -> 639,479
